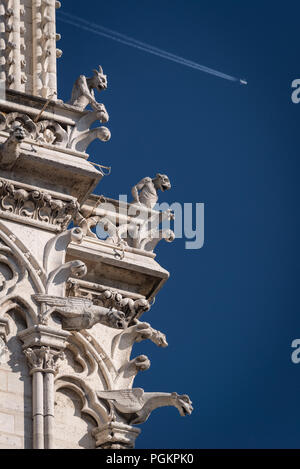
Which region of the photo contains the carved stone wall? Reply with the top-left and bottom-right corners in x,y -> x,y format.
0,0 -> 62,98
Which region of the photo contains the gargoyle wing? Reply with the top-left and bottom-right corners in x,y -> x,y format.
97,388 -> 145,413
33,295 -> 93,314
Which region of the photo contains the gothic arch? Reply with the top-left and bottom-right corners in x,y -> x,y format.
55,377 -> 107,427
0,221 -> 46,293
0,296 -> 37,327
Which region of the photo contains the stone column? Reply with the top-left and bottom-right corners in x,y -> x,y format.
44,0 -> 60,98
24,346 -> 65,449
24,348 -> 45,449
0,2 -> 6,84
19,326 -> 69,449
43,347 -> 64,449
11,0 -> 22,91
32,0 -> 43,97
32,0 -> 61,98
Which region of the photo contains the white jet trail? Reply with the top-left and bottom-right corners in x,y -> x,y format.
58,11 -> 247,85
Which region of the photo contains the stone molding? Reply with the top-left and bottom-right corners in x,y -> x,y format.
0,177 -> 79,231
0,109 -> 110,153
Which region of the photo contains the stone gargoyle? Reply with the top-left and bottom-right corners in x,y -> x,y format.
68,66 -> 111,152
110,323 -> 168,389
111,322 -> 168,361
93,204 -> 175,252
33,295 -> 127,331
131,174 -> 172,210
0,126 -> 26,170
97,388 -> 193,425
69,65 -> 108,113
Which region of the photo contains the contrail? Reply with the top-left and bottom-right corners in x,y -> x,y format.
58,11 -> 247,85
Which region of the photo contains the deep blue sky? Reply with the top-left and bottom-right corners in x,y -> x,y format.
57,1 -> 300,449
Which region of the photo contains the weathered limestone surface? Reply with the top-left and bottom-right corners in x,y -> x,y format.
0,0 -> 193,450
0,312 -> 32,449
54,388 -> 96,449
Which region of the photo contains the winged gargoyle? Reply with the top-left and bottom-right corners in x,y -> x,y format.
97,388 -> 193,425
33,295 -> 127,331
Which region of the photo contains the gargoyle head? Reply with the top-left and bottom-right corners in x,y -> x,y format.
92,65 -> 108,92
134,355 -> 151,371
107,308 -> 127,329
171,393 -> 193,417
153,174 -> 171,193
70,260 -> 87,279
154,330 -> 168,347
10,125 -> 26,142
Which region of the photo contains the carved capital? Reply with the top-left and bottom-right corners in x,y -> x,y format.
92,422 -> 141,450
24,346 -> 65,375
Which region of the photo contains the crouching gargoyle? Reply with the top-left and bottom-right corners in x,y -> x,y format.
96,388 -> 193,425
68,66 -> 111,152
33,295 -> 127,331
131,174 -> 172,210
69,65 -> 109,114
0,126 -> 26,170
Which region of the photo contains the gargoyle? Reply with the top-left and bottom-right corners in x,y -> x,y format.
96,388 -> 193,425
94,208 -> 175,252
71,126 -> 111,153
45,260 -> 87,296
113,355 -> 152,389
118,298 -> 150,325
0,126 -> 26,170
91,291 -> 150,325
133,322 -> 168,347
110,323 -> 167,388
111,322 -> 168,362
131,174 -> 172,210
69,66 -> 108,112
36,120 -> 68,147
33,295 -> 127,331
